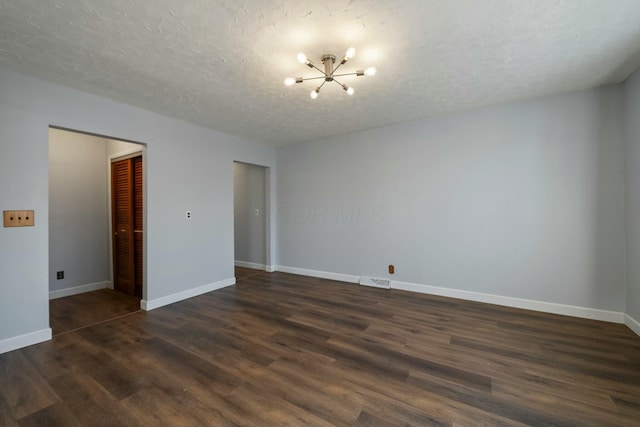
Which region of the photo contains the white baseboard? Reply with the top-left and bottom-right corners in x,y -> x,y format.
625,314 -> 640,337
140,277 -> 235,311
391,280 -> 624,324
0,328 -> 52,354
235,261 -> 276,273
235,260 -> 267,270
273,266 -> 625,324
49,281 -> 111,300
274,265 -> 359,284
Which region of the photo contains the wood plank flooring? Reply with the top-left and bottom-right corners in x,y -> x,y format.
49,288 -> 141,335
2,270 -> 640,426
234,266 -> 264,281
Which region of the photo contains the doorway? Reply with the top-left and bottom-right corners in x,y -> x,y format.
233,162 -> 268,276
48,127 -> 145,333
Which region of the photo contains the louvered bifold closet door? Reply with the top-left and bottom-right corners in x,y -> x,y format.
133,156 -> 143,297
112,158 -> 136,295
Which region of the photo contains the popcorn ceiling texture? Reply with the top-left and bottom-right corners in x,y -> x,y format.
1,0 -> 640,145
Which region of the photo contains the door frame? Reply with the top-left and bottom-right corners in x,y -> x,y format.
232,161 -> 274,272
108,145 -> 146,299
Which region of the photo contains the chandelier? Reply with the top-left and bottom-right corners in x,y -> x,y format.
284,47 -> 377,99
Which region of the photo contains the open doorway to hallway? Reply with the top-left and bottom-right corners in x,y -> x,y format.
48,127 -> 145,334
233,162 -> 269,279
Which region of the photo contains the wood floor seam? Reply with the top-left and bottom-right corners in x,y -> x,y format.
54,309 -> 143,337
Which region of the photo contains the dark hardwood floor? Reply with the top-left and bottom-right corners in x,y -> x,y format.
234,266 -> 264,281
2,271 -> 640,426
49,288 -> 141,335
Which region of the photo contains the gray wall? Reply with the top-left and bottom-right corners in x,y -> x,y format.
107,138 -> 140,157
0,67 -> 275,350
625,68 -> 640,322
49,129 -> 110,292
234,162 -> 267,266
276,86 -> 627,311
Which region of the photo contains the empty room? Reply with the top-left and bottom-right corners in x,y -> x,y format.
1,1 -> 640,426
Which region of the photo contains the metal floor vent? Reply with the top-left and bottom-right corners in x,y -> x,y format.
359,276 -> 391,289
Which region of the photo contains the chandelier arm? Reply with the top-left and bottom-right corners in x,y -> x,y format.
332,77 -> 353,95
298,76 -> 330,82
307,63 -> 327,75
332,72 -> 360,78
332,60 -> 346,75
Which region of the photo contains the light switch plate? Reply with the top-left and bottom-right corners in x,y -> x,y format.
3,210 -> 35,227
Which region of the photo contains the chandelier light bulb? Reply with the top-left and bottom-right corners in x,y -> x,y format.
284,77 -> 296,86
365,67 -> 377,76
345,47 -> 356,60
343,84 -> 354,95
310,89 -> 319,99
297,52 -> 308,64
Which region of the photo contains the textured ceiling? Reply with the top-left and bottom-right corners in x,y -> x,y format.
1,1 -> 640,146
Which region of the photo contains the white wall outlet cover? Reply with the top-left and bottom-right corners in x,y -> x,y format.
185,211 -> 192,219
254,209 -> 260,216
